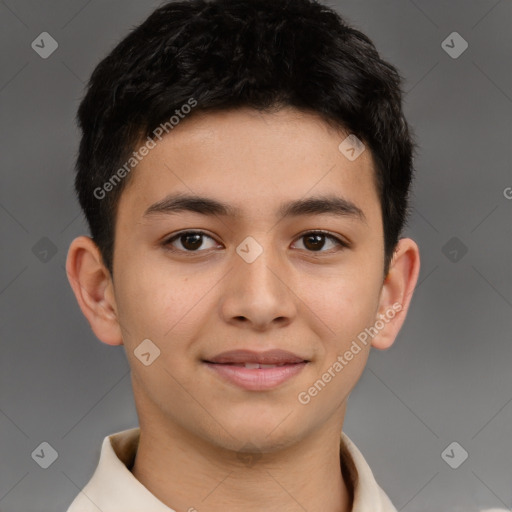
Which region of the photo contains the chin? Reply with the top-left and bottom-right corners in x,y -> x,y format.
221,415 -> 303,449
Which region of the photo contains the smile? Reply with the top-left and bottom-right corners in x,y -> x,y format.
203,361 -> 308,390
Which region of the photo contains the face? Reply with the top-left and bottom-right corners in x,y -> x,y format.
94,107 -> 395,452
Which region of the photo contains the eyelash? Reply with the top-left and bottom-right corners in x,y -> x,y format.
161,230 -> 350,254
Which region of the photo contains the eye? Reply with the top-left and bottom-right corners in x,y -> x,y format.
163,231 -> 219,252
292,231 -> 348,252
162,230 -> 349,254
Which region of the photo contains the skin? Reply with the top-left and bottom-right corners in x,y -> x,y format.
66,107 -> 420,512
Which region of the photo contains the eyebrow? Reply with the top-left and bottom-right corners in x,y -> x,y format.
143,193 -> 367,224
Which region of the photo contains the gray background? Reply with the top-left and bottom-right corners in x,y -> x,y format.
1,0 -> 511,511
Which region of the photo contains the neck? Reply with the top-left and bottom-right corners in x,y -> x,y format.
131,415 -> 353,512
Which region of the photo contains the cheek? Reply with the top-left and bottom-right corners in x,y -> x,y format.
305,269 -> 381,347
296,276 -> 378,414
114,263 -> 182,341
117,270 -> 205,399
115,264 -> 216,368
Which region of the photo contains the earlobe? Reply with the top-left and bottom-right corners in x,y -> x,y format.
65,236 -> 124,346
371,238 -> 421,350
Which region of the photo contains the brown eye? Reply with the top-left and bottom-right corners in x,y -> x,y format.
303,233 -> 326,251
179,233 -> 203,251
293,231 -> 347,252
164,231 -> 218,252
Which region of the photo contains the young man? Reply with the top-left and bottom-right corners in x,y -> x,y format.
65,0 -> 420,510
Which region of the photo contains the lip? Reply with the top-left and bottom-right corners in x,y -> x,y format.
204,349 -> 308,365
203,361 -> 308,390
202,349 -> 309,391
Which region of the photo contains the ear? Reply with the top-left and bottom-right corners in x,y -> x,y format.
65,236 -> 123,346
371,237 -> 421,350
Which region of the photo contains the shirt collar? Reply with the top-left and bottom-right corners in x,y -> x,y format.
67,427 -> 397,512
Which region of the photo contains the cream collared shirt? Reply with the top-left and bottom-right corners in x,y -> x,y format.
66,427 -> 397,512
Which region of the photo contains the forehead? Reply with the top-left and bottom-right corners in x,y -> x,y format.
117,107 -> 381,227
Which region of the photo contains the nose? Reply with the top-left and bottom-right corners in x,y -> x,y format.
219,240 -> 297,331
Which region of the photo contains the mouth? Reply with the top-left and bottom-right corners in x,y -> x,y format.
206,362 -> 299,369
203,348 -> 309,365
202,349 -> 310,390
